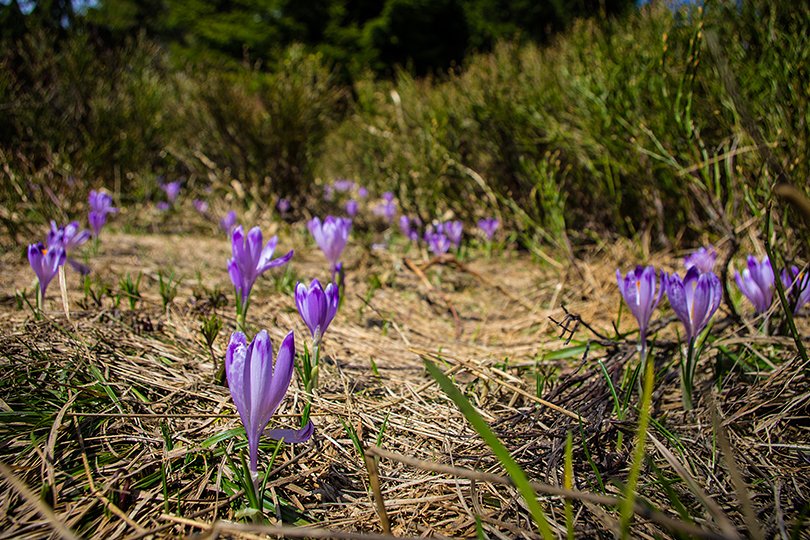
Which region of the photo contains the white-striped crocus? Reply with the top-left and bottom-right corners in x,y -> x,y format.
308,216 -> 351,277
734,255 -> 774,314
665,267 -> 722,343
295,279 -> 339,397
781,266 -> 810,314
616,265 -> 663,354
228,226 -> 293,326
665,267 -> 722,409
295,279 -> 339,347
226,330 -> 312,487
28,243 -> 66,300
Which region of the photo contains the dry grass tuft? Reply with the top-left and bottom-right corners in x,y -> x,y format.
1,226 -> 808,538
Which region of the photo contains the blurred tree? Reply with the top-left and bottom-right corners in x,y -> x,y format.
2,0 -> 638,76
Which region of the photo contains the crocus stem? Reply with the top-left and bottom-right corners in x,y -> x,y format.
311,341 -> 320,390
682,338 -> 696,411
636,335 -> 647,395
35,286 -> 43,320
619,348 -> 655,538
302,341 -> 320,426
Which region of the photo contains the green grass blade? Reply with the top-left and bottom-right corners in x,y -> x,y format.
619,356 -> 655,538
425,360 -> 554,540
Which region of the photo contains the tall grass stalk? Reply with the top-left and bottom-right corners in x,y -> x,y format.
619,354 -> 655,538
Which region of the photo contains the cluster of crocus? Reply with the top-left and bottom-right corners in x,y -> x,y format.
734,255 -> 774,315
228,226 -> 293,329
617,248 -> 726,409
781,266 -> 810,314
47,221 -> 91,275
308,216 -> 351,278
226,330 -> 312,493
88,190 -> 117,237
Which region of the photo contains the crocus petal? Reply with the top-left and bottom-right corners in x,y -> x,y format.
266,331 -> 295,416
226,332 -> 249,429
666,273 -> 692,338
257,248 -> 293,274
265,420 -> 314,443
228,259 -> 245,301
67,258 -> 91,276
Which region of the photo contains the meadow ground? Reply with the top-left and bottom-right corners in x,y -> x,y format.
1,222 -> 808,539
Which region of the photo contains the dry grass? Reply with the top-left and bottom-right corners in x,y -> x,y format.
1,221 -> 808,539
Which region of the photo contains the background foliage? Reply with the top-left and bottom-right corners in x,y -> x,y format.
1,0 -> 808,249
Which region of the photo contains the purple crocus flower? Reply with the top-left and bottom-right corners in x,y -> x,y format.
382,191 -> 395,203
323,185 -> 335,201
358,186 -> 369,199
47,221 -> 91,275
616,265 -> 663,344
226,330 -> 312,482
477,218 -> 499,240
345,199 -> 359,217
444,220 -> 463,247
684,246 -> 717,273
295,279 -> 339,346
399,216 -> 412,237
277,198 -> 291,214
47,221 -> 90,253
373,201 -> 396,222
228,226 -> 294,306
193,199 -> 209,214
665,267 -> 722,342
333,179 -> 354,192
28,243 -> 66,298
156,201 -> 170,212
781,266 -> 810,314
161,181 -> 182,203
734,255 -> 774,314
308,216 -> 351,275
88,190 -> 117,237
426,232 -> 451,255
220,210 -> 238,235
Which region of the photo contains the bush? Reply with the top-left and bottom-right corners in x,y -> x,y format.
183,46 -> 345,201
319,0 -> 810,248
